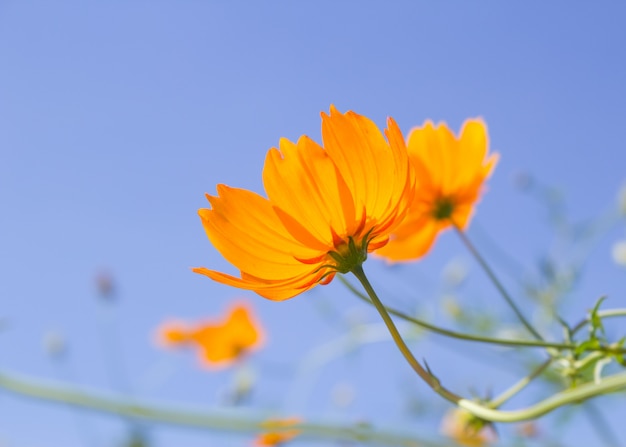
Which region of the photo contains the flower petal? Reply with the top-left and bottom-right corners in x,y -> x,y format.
198,185 -> 319,280
263,136 -> 356,247
375,217 -> 441,261
322,106 -> 396,221
192,266 -> 327,301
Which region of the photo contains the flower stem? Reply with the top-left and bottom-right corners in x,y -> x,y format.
453,225 -> 544,341
350,265 -> 462,404
0,369 -> 445,447
458,370 -> 626,422
339,276 -> 626,355
571,308 -> 626,335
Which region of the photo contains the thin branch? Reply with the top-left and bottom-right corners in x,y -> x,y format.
454,225 -> 544,341
0,370 -> 442,447
340,276 -> 626,354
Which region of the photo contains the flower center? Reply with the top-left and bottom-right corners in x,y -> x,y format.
432,196 -> 455,220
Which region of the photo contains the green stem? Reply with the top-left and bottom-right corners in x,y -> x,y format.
0,370 -> 443,447
351,265 -> 462,404
574,351 -> 605,371
3,366 -> 626,429
339,277 -> 626,355
459,370 -> 626,422
488,359 -> 552,409
571,308 -> 626,335
453,225 -> 544,341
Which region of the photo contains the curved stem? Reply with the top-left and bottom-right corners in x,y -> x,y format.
453,225 -> 544,341
349,268 -> 626,423
458,370 -> 626,422
339,276 -> 626,355
0,370 -> 446,447
351,265 -> 462,404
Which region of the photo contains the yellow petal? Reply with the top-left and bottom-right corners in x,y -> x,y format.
375,216 -> 442,261
454,119 -> 489,187
322,106 -> 396,221
263,136 -> 355,247
192,267 -> 327,301
198,185 -> 319,280
156,321 -> 191,346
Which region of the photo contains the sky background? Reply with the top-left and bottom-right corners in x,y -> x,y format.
1,2 -> 625,446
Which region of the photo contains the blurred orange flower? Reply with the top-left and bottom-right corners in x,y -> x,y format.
253,418 -> 301,446
440,408 -> 494,446
193,106 -> 414,300
157,302 -> 264,369
377,119 -> 498,261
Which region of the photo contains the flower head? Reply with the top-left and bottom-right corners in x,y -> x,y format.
157,302 -> 264,369
253,418 -> 301,447
193,106 -> 413,300
377,119 -> 498,261
440,408 -> 494,446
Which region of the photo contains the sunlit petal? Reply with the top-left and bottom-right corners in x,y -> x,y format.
380,118 -> 498,261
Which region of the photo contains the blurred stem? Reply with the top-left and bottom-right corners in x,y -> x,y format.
488,359 -> 552,409
339,276 -> 626,355
459,370 -> 626,422
453,225 -> 544,341
3,359 -> 625,428
350,265 -> 462,404
571,308 -> 626,335
0,369 -> 447,447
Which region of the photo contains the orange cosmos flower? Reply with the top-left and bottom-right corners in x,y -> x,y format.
253,418 -> 302,447
157,302 -> 264,369
440,408 -> 494,446
377,119 -> 498,261
193,106 -> 414,300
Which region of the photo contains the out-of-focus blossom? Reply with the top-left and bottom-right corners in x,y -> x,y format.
95,270 -> 115,300
440,408 -> 494,446
42,331 -> 67,359
441,258 -> 469,287
378,119 -> 498,261
515,421 -> 539,439
157,302 -> 264,369
193,106 -> 414,300
253,418 -> 301,446
611,240 -> 626,267
331,382 -> 356,408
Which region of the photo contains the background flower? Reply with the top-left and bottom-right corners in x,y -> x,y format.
253,418 -> 301,447
157,302 -> 264,369
377,119 -> 498,261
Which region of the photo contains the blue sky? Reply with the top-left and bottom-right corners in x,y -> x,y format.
1,2 -> 625,446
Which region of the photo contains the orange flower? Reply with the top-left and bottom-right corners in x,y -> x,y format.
193,106 -> 414,300
440,408 -> 494,446
253,418 -> 301,447
157,302 -> 264,369
377,119 -> 498,261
